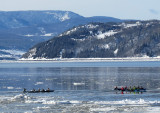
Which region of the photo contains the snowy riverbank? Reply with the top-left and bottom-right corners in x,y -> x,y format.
19,57 -> 160,62
1,56 -> 160,63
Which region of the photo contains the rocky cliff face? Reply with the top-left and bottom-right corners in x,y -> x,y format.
22,20 -> 160,59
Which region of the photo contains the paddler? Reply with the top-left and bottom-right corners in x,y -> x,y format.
47,88 -> 50,92
121,87 -> 124,91
23,88 -> 26,92
114,86 -> 118,90
38,88 -> 40,92
42,89 -> 45,92
32,88 -> 35,92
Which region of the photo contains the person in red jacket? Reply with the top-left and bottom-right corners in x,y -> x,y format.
121,87 -> 124,91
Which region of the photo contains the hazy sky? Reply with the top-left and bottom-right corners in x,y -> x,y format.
0,0 -> 160,20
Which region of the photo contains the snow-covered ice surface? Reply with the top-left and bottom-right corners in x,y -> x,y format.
1,91 -> 160,112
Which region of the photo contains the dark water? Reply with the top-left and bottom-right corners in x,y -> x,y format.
0,61 -> 160,112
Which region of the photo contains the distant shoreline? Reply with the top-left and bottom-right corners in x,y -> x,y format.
1,57 -> 160,62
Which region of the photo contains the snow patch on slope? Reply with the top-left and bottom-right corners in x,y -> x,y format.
0,54 -> 13,58
85,24 -> 99,29
60,12 -> 70,21
60,24 -> 99,37
122,21 -> 141,28
24,34 -> 35,37
71,38 -> 85,42
45,12 -> 70,22
0,49 -> 25,56
100,44 -> 110,49
63,28 -> 77,36
0,49 -> 25,59
114,49 -> 118,55
40,33 -> 53,36
97,30 -> 119,39
28,48 -> 37,58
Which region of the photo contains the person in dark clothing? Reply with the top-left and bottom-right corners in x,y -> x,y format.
46,88 -> 50,92
41,89 -> 45,92
23,88 -> 26,92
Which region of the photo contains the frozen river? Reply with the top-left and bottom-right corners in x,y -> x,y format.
0,61 -> 160,112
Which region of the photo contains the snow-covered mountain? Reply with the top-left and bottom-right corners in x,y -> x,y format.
0,10 -> 123,60
22,20 -> 160,59
0,10 -> 81,29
